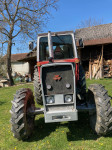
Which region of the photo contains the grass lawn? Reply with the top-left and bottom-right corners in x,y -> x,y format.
0,79 -> 112,150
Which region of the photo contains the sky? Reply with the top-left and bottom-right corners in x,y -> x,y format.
2,0 -> 112,54
44,0 -> 112,32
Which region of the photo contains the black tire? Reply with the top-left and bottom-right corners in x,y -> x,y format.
34,69 -> 43,105
77,65 -> 86,100
88,84 -> 112,135
10,88 -> 35,140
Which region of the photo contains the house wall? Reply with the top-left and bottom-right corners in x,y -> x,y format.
28,59 -> 37,80
11,62 -> 29,76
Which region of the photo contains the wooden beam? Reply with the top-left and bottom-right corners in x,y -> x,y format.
77,48 -> 82,64
89,52 -> 92,80
100,45 -> 104,78
93,54 -> 102,78
76,37 -> 112,47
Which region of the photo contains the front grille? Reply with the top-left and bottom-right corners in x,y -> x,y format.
42,64 -> 74,95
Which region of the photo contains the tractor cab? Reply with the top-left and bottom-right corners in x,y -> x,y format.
38,31 -> 76,61
37,31 -> 79,63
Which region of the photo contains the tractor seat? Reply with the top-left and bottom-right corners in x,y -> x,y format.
54,46 -> 64,59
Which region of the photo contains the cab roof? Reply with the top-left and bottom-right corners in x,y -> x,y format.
38,31 -> 74,37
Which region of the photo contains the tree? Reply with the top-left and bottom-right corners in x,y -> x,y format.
0,0 -> 58,85
77,17 -> 103,29
0,56 -> 7,78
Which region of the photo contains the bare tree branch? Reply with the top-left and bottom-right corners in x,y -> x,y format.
0,10 -> 11,25
77,17 -> 103,29
4,0 -> 12,21
13,0 -> 20,21
1,40 -> 9,44
12,29 -> 22,38
0,0 -> 58,85
0,30 -> 9,37
0,27 -> 9,34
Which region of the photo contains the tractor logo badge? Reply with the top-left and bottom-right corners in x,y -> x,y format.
53,75 -> 62,81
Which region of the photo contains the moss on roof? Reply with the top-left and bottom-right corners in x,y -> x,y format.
75,23 -> 112,40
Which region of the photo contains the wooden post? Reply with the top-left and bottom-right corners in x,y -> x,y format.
89,52 -> 92,80
78,48 -> 82,64
100,45 -> 104,78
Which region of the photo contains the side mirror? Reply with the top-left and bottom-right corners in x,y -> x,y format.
29,41 -> 34,50
79,39 -> 84,48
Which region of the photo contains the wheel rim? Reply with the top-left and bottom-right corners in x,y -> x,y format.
24,89 -> 35,133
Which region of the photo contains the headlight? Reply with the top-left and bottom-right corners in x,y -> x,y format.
46,96 -> 54,104
65,95 -> 72,103
66,83 -> 71,89
47,85 -> 52,90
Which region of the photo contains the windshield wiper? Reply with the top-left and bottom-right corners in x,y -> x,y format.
55,34 -> 65,44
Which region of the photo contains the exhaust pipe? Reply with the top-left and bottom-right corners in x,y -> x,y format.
48,31 -> 54,58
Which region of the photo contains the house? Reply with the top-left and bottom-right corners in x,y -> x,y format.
75,23 -> 112,79
2,53 -> 29,77
18,49 -> 37,80
11,53 -> 29,76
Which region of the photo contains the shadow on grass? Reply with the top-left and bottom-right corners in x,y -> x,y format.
26,112 -> 112,142
66,112 -> 98,141
0,101 -> 6,105
27,117 -> 60,142
67,112 -> 112,141
27,112 -> 112,142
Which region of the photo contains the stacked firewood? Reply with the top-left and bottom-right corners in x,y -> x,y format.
89,55 -> 103,79
103,59 -> 112,77
85,58 -> 112,79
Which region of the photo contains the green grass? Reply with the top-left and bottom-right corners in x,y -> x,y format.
0,79 -> 112,150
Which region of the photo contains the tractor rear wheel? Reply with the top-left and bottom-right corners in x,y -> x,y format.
88,84 -> 112,135
34,69 -> 43,105
10,88 -> 35,140
77,65 -> 86,101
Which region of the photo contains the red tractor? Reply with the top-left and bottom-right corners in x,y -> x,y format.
10,31 -> 112,140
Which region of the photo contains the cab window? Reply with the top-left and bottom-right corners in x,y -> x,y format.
39,35 -> 74,61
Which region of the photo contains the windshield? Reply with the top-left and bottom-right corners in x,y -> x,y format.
39,34 -> 74,61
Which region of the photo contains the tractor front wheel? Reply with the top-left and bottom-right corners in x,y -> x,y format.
88,84 -> 112,135
10,88 -> 35,140
34,69 -> 43,105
